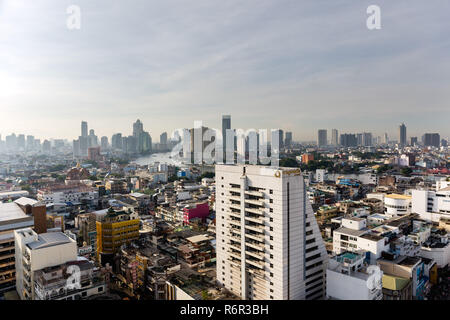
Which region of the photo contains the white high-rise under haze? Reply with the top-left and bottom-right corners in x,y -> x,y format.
215,164 -> 328,300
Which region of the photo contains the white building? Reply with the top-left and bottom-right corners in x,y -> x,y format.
215,164 -> 328,300
326,251 -> 383,300
384,194 -> 412,217
333,218 -> 389,264
14,228 -> 77,300
412,186 -> 450,223
315,169 -> 326,183
33,258 -> 106,300
37,184 -> 98,205
420,235 -> 450,268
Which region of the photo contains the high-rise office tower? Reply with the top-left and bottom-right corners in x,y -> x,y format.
399,123 -> 407,147
422,133 -> 440,148
100,136 -> 109,150
17,134 -> 25,150
331,129 -> 338,146
362,132 -> 372,147
215,164 -> 328,300
317,129 -> 327,147
5,134 -> 17,152
356,133 -> 363,146
383,133 -> 389,145
73,139 -> 80,157
139,132 -> 152,153
271,129 -> 284,152
132,119 -> 151,154
42,140 -> 51,154
410,137 -> 418,146
339,134 -> 357,147
222,115 -> 231,163
160,132 -> 168,150
111,133 -> 123,151
285,132 -> 292,148
88,129 -> 98,147
26,135 -> 35,151
81,121 -> 88,137
133,119 -> 144,138
79,136 -> 88,157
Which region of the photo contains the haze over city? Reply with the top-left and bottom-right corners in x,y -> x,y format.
1,0 -> 450,141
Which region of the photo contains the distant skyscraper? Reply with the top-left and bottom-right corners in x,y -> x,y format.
356,133 -> 363,146
73,139 -> 80,157
383,133 -> 389,145
271,129 -> 283,153
81,121 -> 88,137
160,132 -> 168,148
79,136 -> 88,157
399,123 -> 407,147
111,133 -> 123,150
26,135 -> 35,151
133,119 -> 144,138
132,119 -> 151,154
42,140 -> 51,154
410,137 -> 418,146
285,131 -> 293,148
100,136 -> 109,150
318,129 -> 327,147
88,129 -> 98,147
222,115 -> 231,163
423,133 -> 440,148
17,134 -> 25,150
340,133 -> 357,147
331,129 -> 338,146
362,132 -> 372,147
139,131 -> 152,153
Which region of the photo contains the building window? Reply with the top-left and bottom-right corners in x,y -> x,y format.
269,190 -> 273,194
269,199 -> 273,204
270,236 -> 273,240
270,227 -> 273,231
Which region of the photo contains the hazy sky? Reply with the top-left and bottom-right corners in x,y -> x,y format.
1,0 -> 449,142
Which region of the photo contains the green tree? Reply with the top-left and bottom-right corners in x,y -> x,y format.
400,167 -> 413,176
279,158 -> 300,168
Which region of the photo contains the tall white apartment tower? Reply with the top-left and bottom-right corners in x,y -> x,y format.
215,164 -> 328,300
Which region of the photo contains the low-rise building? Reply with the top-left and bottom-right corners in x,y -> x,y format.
326,251 -> 383,300
33,259 -> 106,300
384,194 -> 412,217
14,228 -> 77,300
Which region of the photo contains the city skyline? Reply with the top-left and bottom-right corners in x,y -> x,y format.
1,0 -> 450,140
0,118 -> 447,146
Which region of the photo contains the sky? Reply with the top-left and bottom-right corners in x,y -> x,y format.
0,0 -> 449,142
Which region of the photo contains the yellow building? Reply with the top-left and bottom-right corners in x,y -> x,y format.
96,209 -> 140,260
